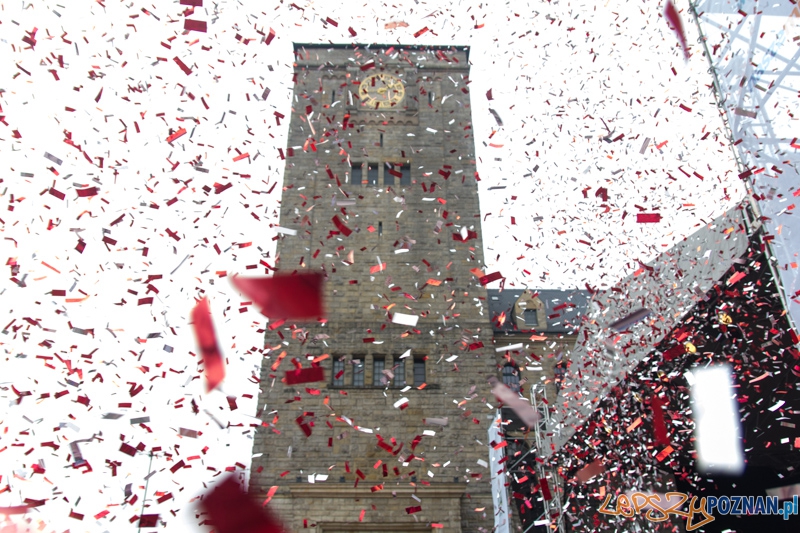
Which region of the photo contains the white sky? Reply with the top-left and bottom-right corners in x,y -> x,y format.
0,0 -> 766,531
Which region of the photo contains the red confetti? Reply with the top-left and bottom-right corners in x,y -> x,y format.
184,19 -> 207,33
540,478 -> 552,501
231,272 -> 324,321
664,0 -> 690,60
636,213 -> 661,223
200,475 -> 287,533
331,215 -> 353,237
479,272 -> 503,285
173,56 -> 192,75
166,127 -> 187,143
138,515 -> 159,527
284,366 -> 324,385
651,396 -> 670,446
76,187 -> 98,197
190,297 -> 225,392
413,27 -> 429,38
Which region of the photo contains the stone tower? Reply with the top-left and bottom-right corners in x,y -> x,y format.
249,43 -> 497,533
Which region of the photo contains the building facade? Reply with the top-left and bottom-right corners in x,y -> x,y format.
249,43 -> 497,532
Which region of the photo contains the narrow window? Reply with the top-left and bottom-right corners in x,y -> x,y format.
413,358 -> 426,387
393,358 -> 406,387
367,163 -> 379,186
379,133 -> 384,147
378,221 -> 383,237
332,358 -> 345,386
502,364 -> 520,393
351,162 -> 363,186
373,357 -> 385,386
353,359 -> 365,387
331,90 -> 336,105
399,164 -> 411,186
428,91 -> 434,106
384,162 -> 395,186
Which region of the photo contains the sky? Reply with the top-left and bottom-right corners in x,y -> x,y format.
2,0 -> 792,531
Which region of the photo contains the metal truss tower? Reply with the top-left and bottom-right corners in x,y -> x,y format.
690,0 -> 800,335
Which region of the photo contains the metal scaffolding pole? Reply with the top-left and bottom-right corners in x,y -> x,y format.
524,384 -> 566,533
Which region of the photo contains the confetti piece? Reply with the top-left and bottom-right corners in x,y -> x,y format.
284,366 -> 324,385
479,272 -> 503,286
332,215 -> 353,237
138,515 -> 159,528
200,475 -> 287,533
44,152 -> 63,165
489,377 -> 540,427
636,213 -> 661,223
231,272 -> 324,321
540,478 -> 552,501
184,19 -> 207,33
689,365 -> 744,474
166,127 -> 187,143
413,27 -> 429,38
190,297 -> 225,393
76,187 -> 98,197
726,271 -> 746,286
664,0 -> 690,60
575,459 -> 604,483
392,312 -> 419,327
651,396 -> 670,446
384,21 -> 409,29
608,308 -> 652,332
173,56 -> 192,75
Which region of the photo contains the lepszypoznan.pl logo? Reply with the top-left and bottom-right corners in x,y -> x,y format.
599,492 -> 799,531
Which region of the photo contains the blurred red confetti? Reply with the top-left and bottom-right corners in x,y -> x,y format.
190,297 -> 225,392
200,475 -> 287,533
575,459 -> 604,483
284,366 -> 324,385
664,0 -> 690,60
231,272 -> 323,321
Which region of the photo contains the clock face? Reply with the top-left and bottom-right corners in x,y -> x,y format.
358,73 -> 405,109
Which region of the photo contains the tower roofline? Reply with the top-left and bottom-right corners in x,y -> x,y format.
292,42 -> 470,62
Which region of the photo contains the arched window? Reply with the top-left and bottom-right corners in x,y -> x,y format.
502,364 -> 520,393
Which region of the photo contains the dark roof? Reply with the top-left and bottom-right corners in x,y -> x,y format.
487,289 -> 592,335
292,43 -> 470,62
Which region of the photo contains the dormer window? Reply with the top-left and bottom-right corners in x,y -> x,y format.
514,291 -> 545,331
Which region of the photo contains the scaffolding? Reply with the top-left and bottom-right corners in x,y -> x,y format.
508,383 -> 567,533
689,0 -> 800,336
